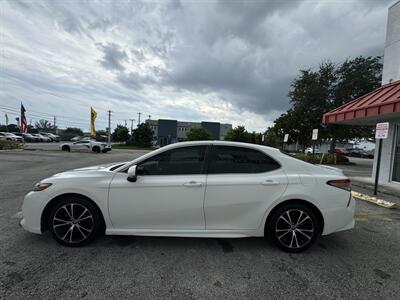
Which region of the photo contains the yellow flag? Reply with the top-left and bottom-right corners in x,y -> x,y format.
90,107 -> 97,136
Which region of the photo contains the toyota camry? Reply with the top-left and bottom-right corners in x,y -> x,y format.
20,141 -> 355,252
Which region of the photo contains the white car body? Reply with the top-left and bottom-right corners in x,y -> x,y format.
21,141 -> 355,251
60,140 -> 111,153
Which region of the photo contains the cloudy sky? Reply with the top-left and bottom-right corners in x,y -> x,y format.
0,0 -> 394,132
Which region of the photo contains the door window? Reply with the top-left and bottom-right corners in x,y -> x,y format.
209,146 -> 280,174
138,146 -> 207,175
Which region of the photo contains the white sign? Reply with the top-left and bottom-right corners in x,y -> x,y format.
375,122 -> 389,139
262,134 -> 265,142
283,134 -> 289,143
312,129 -> 318,141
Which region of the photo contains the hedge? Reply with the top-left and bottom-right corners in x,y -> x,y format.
0,140 -> 23,150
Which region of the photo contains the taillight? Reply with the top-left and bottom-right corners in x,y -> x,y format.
327,179 -> 351,191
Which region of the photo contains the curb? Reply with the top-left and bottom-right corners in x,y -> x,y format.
352,180 -> 400,198
0,149 -> 24,152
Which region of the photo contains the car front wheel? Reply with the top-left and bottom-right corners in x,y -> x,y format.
48,197 -> 102,247
268,204 -> 319,253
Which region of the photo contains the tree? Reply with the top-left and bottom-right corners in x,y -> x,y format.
186,127 -> 212,141
35,119 -> 55,132
112,125 -> 130,142
129,123 -> 154,147
224,126 -> 252,143
60,127 -> 83,141
271,56 -> 382,151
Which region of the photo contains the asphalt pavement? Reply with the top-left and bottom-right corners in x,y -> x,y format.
1,149 -> 400,299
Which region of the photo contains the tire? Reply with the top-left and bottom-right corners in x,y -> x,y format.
48,196 -> 103,247
92,146 -> 101,153
62,145 -> 70,152
268,204 -> 319,253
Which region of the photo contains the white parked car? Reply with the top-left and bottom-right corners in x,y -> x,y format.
60,140 -> 111,153
0,132 -> 23,142
20,141 -> 355,252
305,147 -> 321,154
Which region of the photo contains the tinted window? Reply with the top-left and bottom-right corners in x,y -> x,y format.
209,146 -> 280,174
138,146 -> 207,175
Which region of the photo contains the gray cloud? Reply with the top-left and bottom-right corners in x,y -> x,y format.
98,43 -> 128,71
0,0 -> 393,131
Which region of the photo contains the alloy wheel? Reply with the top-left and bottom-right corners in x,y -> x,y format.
275,209 -> 315,250
52,203 -> 94,244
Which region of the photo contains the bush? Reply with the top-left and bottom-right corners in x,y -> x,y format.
289,153 -> 350,165
0,140 -> 23,150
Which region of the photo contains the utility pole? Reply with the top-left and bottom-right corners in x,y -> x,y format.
129,119 -> 135,135
137,112 -> 141,125
53,116 -> 56,134
107,110 -> 112,146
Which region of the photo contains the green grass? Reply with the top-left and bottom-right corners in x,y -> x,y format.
111,144 -> 156,151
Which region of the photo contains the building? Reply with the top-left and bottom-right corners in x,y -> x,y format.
146,119 -> 232,146
323,1 -> 400,186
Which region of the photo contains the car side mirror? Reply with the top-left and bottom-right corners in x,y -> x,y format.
127,165 -> 137,182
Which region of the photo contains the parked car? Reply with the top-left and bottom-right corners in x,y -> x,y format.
346,148 -> 374,159
40,132 -> 61,142
20,141 -> 355,252
31,133 -> 52,142
0,132 -> 23,142
305,147 -> 321,154
14,132 -> 39,143
70,136 -> 91,142
331,148 -> 348,156
60,140 -> 111,153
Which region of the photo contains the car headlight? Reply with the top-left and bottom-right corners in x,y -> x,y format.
33,183 -> 52,192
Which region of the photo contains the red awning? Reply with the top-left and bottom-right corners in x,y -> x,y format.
322,80 -> 400,125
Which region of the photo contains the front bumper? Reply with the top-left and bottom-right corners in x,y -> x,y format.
20,191 -> 45,234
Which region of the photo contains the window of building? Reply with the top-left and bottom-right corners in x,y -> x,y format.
208,146 -> 280,174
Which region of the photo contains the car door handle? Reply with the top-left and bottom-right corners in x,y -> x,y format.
261,180 -> 280,186
183,181 -> 203,187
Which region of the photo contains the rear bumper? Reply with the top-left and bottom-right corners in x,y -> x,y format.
321,195 -> 356,235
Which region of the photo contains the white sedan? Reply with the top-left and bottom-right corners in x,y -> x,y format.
60,140 -> 111,153
20,141 -> 355,252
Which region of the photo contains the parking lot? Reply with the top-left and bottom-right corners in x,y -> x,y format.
1,149 -> 400,299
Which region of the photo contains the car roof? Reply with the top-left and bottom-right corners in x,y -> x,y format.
154,140 -> 280,152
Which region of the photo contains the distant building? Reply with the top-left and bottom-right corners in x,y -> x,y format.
146,119 -> 232,146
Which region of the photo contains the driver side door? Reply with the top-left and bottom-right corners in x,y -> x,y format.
108,145 -> 208,230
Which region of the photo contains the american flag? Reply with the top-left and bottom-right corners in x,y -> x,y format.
20,104 -> 28,133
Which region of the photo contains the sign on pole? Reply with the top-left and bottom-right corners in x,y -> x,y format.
312,129 -> 318,141
375,122 -> 389,139
283,134 -> 289,143
374,122 -> 389,196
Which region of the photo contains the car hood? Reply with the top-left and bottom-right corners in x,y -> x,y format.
49,162 -> 128,179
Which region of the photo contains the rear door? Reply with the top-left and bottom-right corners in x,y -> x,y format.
204,145 -> 288,230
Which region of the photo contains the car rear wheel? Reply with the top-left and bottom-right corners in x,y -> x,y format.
61,145 -> 70,152
268,204 -> 319,253
48,197 -> 102,247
